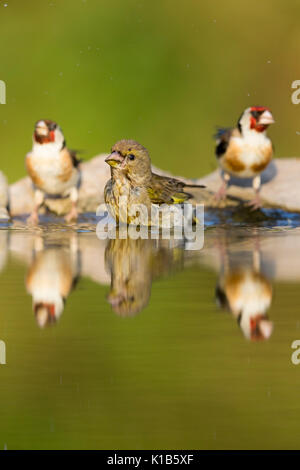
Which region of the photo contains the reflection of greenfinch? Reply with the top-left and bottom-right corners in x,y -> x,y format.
105,238 -> 153,316
104,140 -> 205,225
105,237 -> 185,317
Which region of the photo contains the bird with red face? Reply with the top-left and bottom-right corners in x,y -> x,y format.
26,119 -> 81,224
214,106 -> 275,210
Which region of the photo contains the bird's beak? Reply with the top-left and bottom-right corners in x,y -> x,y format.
258,319 -> 273,340
259,110 -> 275,125
35,125 -> 49,137
35,306 -> 50,329
107,292 -> 124,307
105,152 -> 124,168
248,315 -> 273,341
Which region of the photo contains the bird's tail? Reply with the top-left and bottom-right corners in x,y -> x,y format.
184,183 -> 206,189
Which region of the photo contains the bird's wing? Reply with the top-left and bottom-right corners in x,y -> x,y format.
59,147 -> 82,178
69,149 -> 82,168
25,152 -> 44,187
214,127 -> 238,158
148,173 -> 197,204
104,179 -> 113,202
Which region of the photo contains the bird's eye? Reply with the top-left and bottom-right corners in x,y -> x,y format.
128,154 -> 135,161
251,110 -> 263,120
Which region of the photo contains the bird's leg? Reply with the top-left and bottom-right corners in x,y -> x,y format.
65,187 -> 78,223
69,233 -> 80,276
253,242 -> 261,273
214,172 -> 230,202
34,235 -> 44,252
246,175 -> 262,211
27,189 -> 44,225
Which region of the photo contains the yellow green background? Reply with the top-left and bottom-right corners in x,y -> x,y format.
1,0 -> 300,182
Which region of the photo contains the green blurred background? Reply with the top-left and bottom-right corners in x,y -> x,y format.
1,0 -> 300,182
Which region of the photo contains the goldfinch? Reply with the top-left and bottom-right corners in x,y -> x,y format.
215,106 -> 275,209
26,119 -> 81,223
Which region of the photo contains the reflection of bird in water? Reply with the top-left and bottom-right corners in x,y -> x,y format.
105,237 -> 184,317
215,238 -> 273,341
26,236 -> 80,328
0,231 -> 9,273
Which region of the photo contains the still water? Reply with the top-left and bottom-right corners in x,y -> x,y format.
1,212 -> 300,450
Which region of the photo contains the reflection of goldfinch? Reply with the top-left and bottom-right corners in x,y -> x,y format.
0,171 -> 9,220
104,140 -> 205,225
0,231 -> 8,273
216,268 -> 273,341
215,106 -> 274,210
26,120 -> 81,224
26,237 -> 80,328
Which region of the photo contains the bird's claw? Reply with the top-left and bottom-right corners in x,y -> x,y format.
213,186 -> 227,204
245,196 -> 262,211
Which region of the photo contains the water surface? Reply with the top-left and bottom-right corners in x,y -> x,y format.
1,212 -> 300,449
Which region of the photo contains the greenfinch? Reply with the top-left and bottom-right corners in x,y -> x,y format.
104,140 -> 205,225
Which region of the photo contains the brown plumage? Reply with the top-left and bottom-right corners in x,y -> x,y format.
104,139 -> 205,225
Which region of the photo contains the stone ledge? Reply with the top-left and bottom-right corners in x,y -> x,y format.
3,155 -> 300,217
